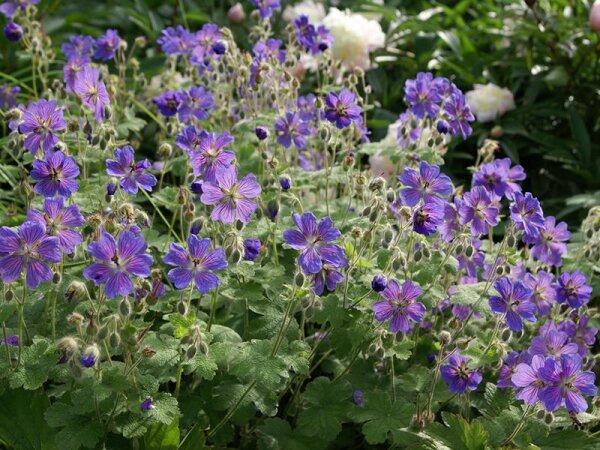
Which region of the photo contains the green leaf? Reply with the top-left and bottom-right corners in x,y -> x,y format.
45,402 -> 103,450
258,418 -> 325,450
296,377 -> 352,442
349,391 -> 413,444
0,388 -> 59,450
449,282 -> 492,315
10,339 -> 59,390
533,429 -> 599,450
423,413 -> 488,450
142,417 -> 179,450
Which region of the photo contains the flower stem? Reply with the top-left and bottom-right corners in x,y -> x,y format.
140,188 -> 183,244
271,285 -> 297,356
501,405 -> 532,446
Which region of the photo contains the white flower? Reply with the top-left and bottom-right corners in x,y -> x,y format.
322,8 -> 385,69
283,0 -> 326,23
465,83 -> 515,123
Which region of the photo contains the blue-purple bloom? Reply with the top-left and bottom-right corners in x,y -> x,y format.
528,327 -> 578,360
404,72 -> 442,118
177,127 -> 235,182
538,355 -> 597,413
19,99 -> 67,155
489,277 -> 535,331
163,234 -> 227,294
141,398 -> 155,412
283,211 -> 347,275
523,271 -> 555,316
177,86 -> 214,123
555,271 -> 592,309
73,66 -> 110,122
0,0 -> 39,18
30,150 -> 80,198
372,279 -> 425,333
251,0 -> 280,19
83,229 -> 153,299
472,158 -> 525,200
279,175 -> 291,191
371,274 -> 387,293
255,126 -> 269,140
200,167 -> 261,224
0,221 -> 61,288
497,351 -> 522,389
561,314 -> 598,357
510,192 -> 545,241
323,89 -> 362,129
62,34 -> 94,62
157,26 -> 196,56
153,90 -> 183,117
80,352 -> 97,368
529,216 -> 570,267
441,352 -> 482,393
456,186 -> 499,236
311,261 -> 346,296
512,354 -> 546,405
27,197 -> 85,254
413,197 -> 445,236
1,335 -> 18,346
0,83 -> 19,109
243,238 -> 261,261
4,21 -> 22,42
93,29 -> 119,61
275,112 -> 311,150
444,92 -> 475,139
399,161 -> 453,206
105,145 -> 157,195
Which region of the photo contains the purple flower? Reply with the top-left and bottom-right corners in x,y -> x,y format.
0,221 -> 61,288
473,158 -> 525,200
252,38 -> 286,63
178,128 -> 235,182
27,197 -> 84,254
489,277 -> 535,331
538,354 -> 597,413
93,29 -> 119,61
444,92 -> 474,139
294,15 -> 314,50
275,112 -> 311,150
4,21 -> 22,42
62,35 -> 94,62
497,351 -> 522,389
555,271 -> 591,309
439,202 -> 460,243
153,90 -> 183,117
523,271 -> 555,316
62,56 -> 88,93
163,234 -> 227,294
512,355 -> 546,405
510,192 -> 545,241
283,211 -> 347,275
441,352 -> 482,394
200,167 -> 261,224
457,187 -> 499,236
0,83 -> 19,109
178,86 -> 214,123
73,66 -> 110,122
324,89 -> 361,129
413,197 -> 445,236
372,279 -> 425,333
399,161 -> 453,206
30,150 -> 80,198
1,335 -> 18,346
279,175 -> 292,191
251,0 -> 280,19
404,72 -> 442,118
528,327 -> 578,359
141,398 -> 155,412
157,26 -> 196,56
83,229 -> 153,299
353,390 -> 364,407
297,94 -> 318,121
530,216 -> 570,267
243,238 -> 261,261
255,126 -> 269,140
0,0 -> 38,18
19,99 -> 66,155
80,353 -> 97,368
371,274 -> 387,292
311,262 -> 346,296
105,145 -> 157,195
561,315 -> 598,357
323,89 -> 362,129
189,23 -> 223,69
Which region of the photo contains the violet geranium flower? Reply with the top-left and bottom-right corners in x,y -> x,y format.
489,277 -> 536,332
456,186 -> 499,236
283,211 -> 347,275
523,271 -> 556,317
529,216 -> 570,267
93,29 -> 120,61
19,99 -> 67,155
73,66 -> 110,122
555,271 -> 592,309
399,161 -> 454,206
30,150 -> 80,198
178,86 -> 214,123
323,89 -> 362,129
250,0 -> 280,19
372,279 -> 425,333
444,92 -> 475,139
163,234 -> 227,294
440,352 -> 482,394
105,145 -> 157,195
27,197 -> 85,254
538,354 -> 597,413
510,192 -> 545,241
0,221 -> 61,288
83,229 -> 153,299
274,112 -> 311,150
200,166 -> 261,224
413,197 -> 445,236
178,127 -> 235,182
404,72 -> 441,119
511,354 -> 546,405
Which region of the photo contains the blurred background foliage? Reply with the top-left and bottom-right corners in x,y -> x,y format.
1,0 -> 599,224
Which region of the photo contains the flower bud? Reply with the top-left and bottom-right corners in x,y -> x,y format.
279,175 -> 292,191
109,332 -> 121,348
186,344 -> 197,360
228,3 -> 245,24
266,198 -> 279,221
295,272 -> 305,287
67,312 -> 84,326
369,177 -> 385,193
439,330 -> 451,346
119,298 -> 132,318
371,274 -> 387,292
413,249 -> 422,262
177,300 -> 188,315
465,245 -> 474,258
591,1 -> 600,33
343,152 -> 355,171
